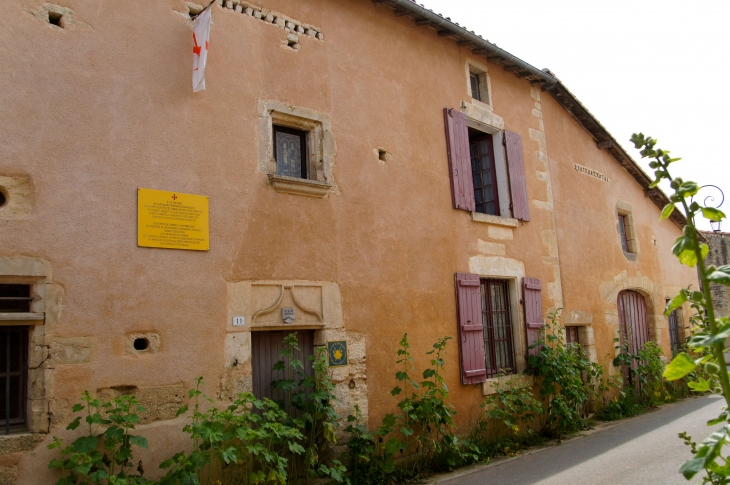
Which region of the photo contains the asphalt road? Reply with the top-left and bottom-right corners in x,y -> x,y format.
438,395 -> 725,485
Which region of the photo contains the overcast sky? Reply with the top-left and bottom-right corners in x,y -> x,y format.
422,0 -> 729,231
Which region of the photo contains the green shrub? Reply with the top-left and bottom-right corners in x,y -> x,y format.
528,309 -> 604,437
48,391 -> 153,485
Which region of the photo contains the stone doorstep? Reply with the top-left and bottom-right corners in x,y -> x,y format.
419,397 -> 705,484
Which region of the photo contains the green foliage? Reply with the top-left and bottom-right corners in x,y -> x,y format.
158,378 -> 304,485
344,334 -> 465,484
632,132 -> 730,483
481,374 -> 542,444
48,391 -> 153,485
159,333 -> 343,485
271,334 -> 342,483
528,309 -> 604,437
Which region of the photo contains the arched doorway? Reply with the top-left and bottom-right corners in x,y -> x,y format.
617,290 -> 649,386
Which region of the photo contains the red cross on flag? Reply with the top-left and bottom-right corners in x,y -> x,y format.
192,4 -> 212,92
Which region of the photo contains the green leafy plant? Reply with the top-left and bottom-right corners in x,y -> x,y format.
631,132 -> 730,483
528,309 -> 603,437
159,378 -> 305,485
481,373 -> 543,448
272,334 -> 342,483
48,391 -> 153,485
344,334 -> 462,483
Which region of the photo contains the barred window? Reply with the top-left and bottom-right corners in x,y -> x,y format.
480,279 -> 515,377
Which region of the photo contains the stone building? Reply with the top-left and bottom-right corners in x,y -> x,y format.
0,0 -> 699,483
703,231 -> 730,318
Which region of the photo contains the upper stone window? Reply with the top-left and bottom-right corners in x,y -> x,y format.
258,100 -> 337,198
466,61 -> 491,107
618,213 -> 637,254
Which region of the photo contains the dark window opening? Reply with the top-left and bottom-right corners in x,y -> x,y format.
378,149 -> 388,162
0,190 -> 6,208
0,285 -> 32,313
667,301 -> 682,355
1,327 -> 28,435
251,330 -> 314,414
618,214 -> 631,253
481,279 -> 514,377
565,326 -> 580,347
48,11 -> 63,27
274,126 -> 308,179
470,129 -> 500,216
470,73 -> 482,102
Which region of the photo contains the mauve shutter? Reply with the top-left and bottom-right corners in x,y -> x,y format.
444,108 -> 476,212
455,273 -> 487,384
523,277 -> 543,357
504,130 -> 530,221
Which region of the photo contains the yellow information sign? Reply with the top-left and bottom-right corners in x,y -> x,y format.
137,188 -> 209,251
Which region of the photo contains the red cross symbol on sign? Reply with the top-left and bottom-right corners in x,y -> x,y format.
172,194 -> 177,201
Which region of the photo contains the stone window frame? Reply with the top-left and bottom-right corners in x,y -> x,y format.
616,200 -> 639,261
0,258 -> 52,441
257,100 -> 337,198
465,59 -> 493,110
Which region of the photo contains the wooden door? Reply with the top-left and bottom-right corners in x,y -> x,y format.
251,330 -> 315,407
617,290 -> 649,386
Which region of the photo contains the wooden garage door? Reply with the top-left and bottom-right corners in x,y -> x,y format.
251,330 -> 315,407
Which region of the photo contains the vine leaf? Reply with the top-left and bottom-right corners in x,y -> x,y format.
663,352 -> 696,381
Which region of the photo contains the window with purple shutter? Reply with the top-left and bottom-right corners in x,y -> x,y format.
455,273 -> 487,384
504,130 -> 530,222
444,108 -> 476,212
523,277 -> 543,357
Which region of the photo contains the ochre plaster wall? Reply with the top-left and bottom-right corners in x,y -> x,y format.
0,0 -> 698,482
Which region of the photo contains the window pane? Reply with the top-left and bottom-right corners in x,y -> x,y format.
275,131 -> 303,178
470,74 -> 481,101
0,285 -> 31,313
470,135 -> 499,216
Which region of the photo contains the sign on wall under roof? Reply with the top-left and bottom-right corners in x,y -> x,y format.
574,163 -> 610,183
137,188 -> 209,251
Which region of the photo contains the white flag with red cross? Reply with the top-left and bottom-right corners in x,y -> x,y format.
192,5 -> 212,92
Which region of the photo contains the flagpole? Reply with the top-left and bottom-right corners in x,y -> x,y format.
190,0 -> 216,19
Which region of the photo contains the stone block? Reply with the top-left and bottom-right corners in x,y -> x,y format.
49,337 -> 94,365
98,384 -> 185,425
0,435 -> 44,457
124,333 -> 160,355
0,466 -> 16,485
477,239 -> 506,256
487,225 -> 513,240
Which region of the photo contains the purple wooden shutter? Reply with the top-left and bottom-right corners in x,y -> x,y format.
504,130 -> 530,221
455,273 -> 487,384
523,277 -> 543,357
444,108 -> 476,212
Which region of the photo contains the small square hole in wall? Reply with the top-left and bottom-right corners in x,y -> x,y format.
48,11 -> 63,27
378,149 -> 388,162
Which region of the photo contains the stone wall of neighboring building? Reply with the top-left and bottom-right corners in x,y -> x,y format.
704,231 -> 730,318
